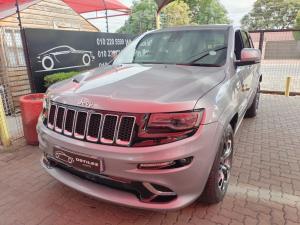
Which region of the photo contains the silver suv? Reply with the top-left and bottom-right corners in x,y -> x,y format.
37,25 -> 262,210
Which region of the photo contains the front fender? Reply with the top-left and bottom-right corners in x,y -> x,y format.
194,75 -> 240,129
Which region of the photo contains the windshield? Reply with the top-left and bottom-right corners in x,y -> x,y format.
113,29 -> 228,67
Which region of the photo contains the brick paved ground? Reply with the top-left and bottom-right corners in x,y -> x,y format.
1,94 -> 300,225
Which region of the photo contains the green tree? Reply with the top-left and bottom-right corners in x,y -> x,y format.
296,11 -> 300,27
117,0 -> 157,34
185,0 -> 231,24
161,0 -> 192,27
241,0 -> 300,30
294,11 -> 300,40
118,0 -> 230,34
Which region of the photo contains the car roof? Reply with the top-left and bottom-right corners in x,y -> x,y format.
152,25 -> 236,33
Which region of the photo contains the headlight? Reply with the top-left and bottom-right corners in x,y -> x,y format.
147,110 -> 203,132
134,109 -> 205,147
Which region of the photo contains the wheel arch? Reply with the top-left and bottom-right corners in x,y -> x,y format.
259,74 -> 262,83
229,113 -> 238,132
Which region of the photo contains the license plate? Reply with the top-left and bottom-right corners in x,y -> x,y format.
53,147 -> 104,174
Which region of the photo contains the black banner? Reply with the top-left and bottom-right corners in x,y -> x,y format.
23,28 -> 135,92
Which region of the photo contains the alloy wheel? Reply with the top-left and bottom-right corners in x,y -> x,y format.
217,135 -> 233,192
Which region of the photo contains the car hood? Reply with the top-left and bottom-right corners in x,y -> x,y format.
48,64 -> 225,113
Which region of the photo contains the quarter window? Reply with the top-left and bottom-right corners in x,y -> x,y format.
241,31 -> 251,48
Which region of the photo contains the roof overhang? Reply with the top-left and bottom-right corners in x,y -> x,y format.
0,0 -> 41,20
63,0 -> 130,14
155,0 -> 175,12
0,0 -> 130,20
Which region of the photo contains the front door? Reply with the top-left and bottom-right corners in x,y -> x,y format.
234,30 -> 252,117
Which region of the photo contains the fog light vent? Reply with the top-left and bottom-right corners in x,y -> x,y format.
141,182 -> 177,203
138,157 -> 193,170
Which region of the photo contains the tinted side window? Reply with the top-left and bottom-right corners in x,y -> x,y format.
234,31 -> 243,60
241,31 -> 251,48
247,33 -> 254,48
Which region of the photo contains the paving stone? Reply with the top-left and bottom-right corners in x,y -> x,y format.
0,95 -> 300,225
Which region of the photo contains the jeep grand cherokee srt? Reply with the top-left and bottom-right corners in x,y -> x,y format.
37,25 -> 262,210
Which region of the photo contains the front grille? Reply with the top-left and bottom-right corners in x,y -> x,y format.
47,102 -> 136,146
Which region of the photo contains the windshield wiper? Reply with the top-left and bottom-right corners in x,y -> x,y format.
132,61 -> 173,65
178,63 -> 223,67
187,46 -> 227,64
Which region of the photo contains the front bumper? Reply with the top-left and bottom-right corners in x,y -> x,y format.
37,118 -> 223,210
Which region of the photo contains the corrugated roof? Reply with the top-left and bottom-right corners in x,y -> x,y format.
0,0 -> 130,20
63,0 -> 129,14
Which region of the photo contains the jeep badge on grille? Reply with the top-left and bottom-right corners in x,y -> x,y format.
78,97 -> 94,108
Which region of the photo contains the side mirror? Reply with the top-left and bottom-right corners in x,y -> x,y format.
235,48 -> 261,66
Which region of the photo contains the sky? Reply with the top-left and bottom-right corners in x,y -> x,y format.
84,0 -> 256,32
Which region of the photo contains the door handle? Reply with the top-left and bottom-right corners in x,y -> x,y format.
242,84 -> 250,92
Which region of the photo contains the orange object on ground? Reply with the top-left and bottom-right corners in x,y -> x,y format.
20,93 -> 45,145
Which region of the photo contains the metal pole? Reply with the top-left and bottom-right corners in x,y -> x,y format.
16,0 -> 35,92
258,31 -> 264,52
285,76 -> 292,97
102,0 -> 109,32
105,10 -> 109,32
0,96 -> 11,147
15,0 -> 23,29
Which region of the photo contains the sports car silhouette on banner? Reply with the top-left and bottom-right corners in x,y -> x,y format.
37,45 -> 95,71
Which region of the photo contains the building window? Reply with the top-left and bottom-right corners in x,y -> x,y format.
2,28 -> 26,67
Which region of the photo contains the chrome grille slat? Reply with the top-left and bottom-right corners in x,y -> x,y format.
74,111 -> 88,139
47,104 -> 57,129
54,106 -> 66,133
47,103 -> 136,146
63,109 -> 76,136
86,113 -> 102,142
100,114 -> 119,144
116,116 -> 136,146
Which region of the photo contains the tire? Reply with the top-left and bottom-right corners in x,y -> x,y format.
82,54 -> 91,66
200,124 -> 234,204
41,56 -> 54,71
245,83 -> 260,118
